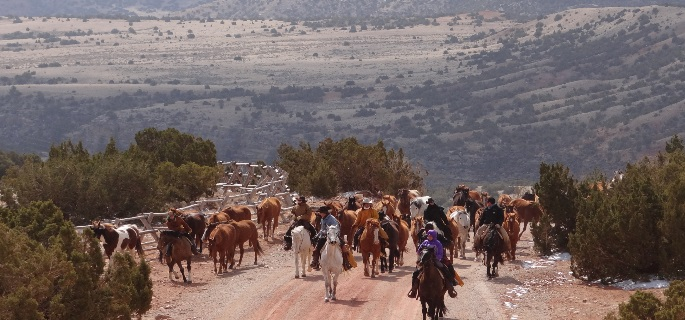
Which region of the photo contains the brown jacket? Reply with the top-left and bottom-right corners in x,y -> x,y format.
167,215 -> 191,233
291,204 -> 312,222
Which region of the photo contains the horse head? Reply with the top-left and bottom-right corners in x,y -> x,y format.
419,246 -> 436,265
326,225 -> 340,244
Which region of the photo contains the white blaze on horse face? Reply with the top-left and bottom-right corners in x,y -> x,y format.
373,228 -> 379,244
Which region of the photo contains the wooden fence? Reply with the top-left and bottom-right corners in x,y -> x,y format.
76,162 -> 297,253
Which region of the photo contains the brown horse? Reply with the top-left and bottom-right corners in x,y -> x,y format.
381,198 -> 401,223
222,205 -> 252,222
498,194 -> 512,207
417,247 -> 447,320
359,218 -> 382,278
509,198 -> 544,237
208,223 -> 238,274
158,230 -> 193,283
202,211 -> 233,241
473,222 -> 507,278
397,220 -> 410,266
256,197 -> 281,240
502,209 -> 520,261
182,213 -> 206,254
397,189 -> 420,224
230,220 -> 264,267
324,200 -> 356,246
410,216 -> 425,250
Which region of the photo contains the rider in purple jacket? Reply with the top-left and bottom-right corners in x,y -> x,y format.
407,229 -> 458,299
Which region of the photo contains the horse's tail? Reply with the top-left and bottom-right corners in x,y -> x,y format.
135,235 -> 144,257
252,237 -> 264,256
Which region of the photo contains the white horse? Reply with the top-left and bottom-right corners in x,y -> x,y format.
409,196 -> 432,219
320,225 -> 343,302
450,208 -> 470,259
292,226 -> 312,278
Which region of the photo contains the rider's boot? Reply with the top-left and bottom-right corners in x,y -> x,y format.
310,249 -> 320,270
165,243 -> 172,257
342,252 -> 352,271
407,277 -> 419,298
446,280 -> 458,298
283,235 -> 292,251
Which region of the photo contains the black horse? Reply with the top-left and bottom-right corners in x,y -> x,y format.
379,217 -> 400,273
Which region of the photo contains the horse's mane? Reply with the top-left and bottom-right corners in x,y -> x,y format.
101,223 -> 115,230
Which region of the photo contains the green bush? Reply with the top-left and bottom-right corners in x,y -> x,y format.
605,280 -> 685,320
533,162 -> 579,253
276,137 -> 423,197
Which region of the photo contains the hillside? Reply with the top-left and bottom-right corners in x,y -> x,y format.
1,6 -> 685,189
2,0 -> 684,19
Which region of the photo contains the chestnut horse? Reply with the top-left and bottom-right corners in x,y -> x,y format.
502,209 -> 520,260
397,220 -> 410,266
256,197 -> 281,240
509,198 -> 544,237
381,198 -> 401,223
410,216 -> 425,250
230,220 -> 264,267
208,223 -> 237,274
418,247 -> 447,319
397,189 -> 420,225
202,211 -> 233,241
222,205 -> 252,222
158,231 -> 193,283
360,218 -> 382,278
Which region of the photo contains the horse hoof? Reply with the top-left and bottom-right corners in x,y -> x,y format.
295,275 -> 300,279
389,270 -> 393,273
371,274 -> 376,278
302,274 -> 306,277
325,298 -> 330,303
331,297 -> 336,301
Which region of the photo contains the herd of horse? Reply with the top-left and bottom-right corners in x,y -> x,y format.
88,186 -> 544,318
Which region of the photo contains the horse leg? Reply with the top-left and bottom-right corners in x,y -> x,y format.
186,259 -> 193,283
421,301 -> 427,320
331,273 -> 338,301
213,249 -> 219,274
323,274 -> 331,302
237,243 -> 244,267
519,221 -> 527,238
371,254 -> 377,278
295,249 -> 300,278
168,261 -> 177,281
178,261 -> 188,283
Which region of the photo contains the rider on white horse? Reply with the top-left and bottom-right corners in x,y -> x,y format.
311,206 -> 353,271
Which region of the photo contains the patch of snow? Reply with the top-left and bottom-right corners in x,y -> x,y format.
612,277 -> 670,290
522,260 -> 555,269
546,252 -> 571,261
506,285 -> 529,297
504,301 -> 517,309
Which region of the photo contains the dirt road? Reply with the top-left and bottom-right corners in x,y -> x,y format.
145,224 -> 649,320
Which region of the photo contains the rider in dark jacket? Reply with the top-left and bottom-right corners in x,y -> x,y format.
422,198 -> 453,245
478,197 -> 507,250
